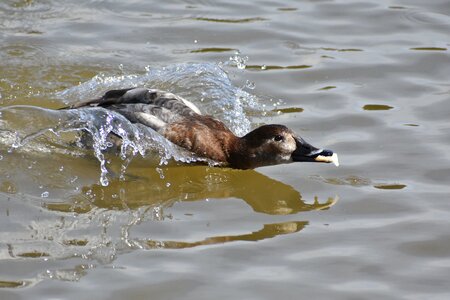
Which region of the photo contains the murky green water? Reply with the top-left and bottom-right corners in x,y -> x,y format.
1,0 -> 450,299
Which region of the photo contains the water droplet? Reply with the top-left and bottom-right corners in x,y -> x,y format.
229,54 -> 248,69
100,175 -> 109,187
245,80 -> 256,89
156,168 -> 165,179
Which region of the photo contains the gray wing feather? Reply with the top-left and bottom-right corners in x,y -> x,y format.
109,103 -> 185,132
67,87 -> 202,117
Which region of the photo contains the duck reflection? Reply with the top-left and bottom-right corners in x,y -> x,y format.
47,165 -> 337,215
143,221 -> 308,250
43,164 -> 337,250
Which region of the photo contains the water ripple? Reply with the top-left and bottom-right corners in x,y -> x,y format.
405,10 -> 450,25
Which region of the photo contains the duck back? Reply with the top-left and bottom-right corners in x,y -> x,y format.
65,87 -> 202,132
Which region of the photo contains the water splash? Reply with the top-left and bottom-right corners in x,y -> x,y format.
229,51 -> 248,70
0,201 -> 168,280
0,105 -> 208,186
1,62 -> 266,186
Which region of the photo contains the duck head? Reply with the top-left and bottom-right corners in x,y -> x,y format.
232,124 -> 339,169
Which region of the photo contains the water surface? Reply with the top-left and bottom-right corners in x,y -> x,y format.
1,0 -> 450,299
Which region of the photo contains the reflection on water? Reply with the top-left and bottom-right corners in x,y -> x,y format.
0,165 -> 337,284
311,175 -> 407,191
410,47 -> 447,51
373,184 -> 406,190
145,221 -> 308,249
193,17 -> 267,24
272,107 -> 304,114
321,47 -> 364,52
190,47 -> 236,53
362,104 -> 394,111
245,64 -> 312,70
0,280 -> 26,288
46,166 -> 337,215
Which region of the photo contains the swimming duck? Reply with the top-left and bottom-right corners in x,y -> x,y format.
65,87 -> 339,169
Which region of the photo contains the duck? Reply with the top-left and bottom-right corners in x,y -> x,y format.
63,87 -> 339,169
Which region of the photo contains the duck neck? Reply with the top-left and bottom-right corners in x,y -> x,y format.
227,137 -> 260,169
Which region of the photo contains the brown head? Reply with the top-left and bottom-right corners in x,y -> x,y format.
228,124 -> 339,169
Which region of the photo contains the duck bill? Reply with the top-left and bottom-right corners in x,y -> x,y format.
291,137 -> 339,167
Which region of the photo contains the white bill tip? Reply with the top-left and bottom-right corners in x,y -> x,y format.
314,153 -> 339,166
331,153 -> 339,167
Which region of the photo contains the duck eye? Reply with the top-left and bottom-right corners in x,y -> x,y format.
274,135 -> 284,142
